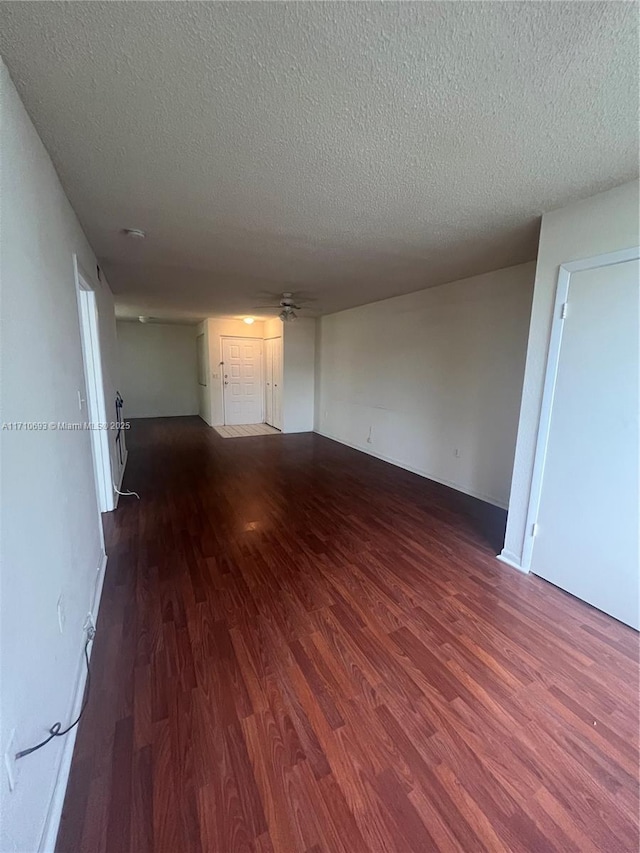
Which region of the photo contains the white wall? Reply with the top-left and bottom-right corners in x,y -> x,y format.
117,321 -> 199,418
0,60 -> 121,852
501,181 -> 640,568
283,318 -> 316,433
264,317 -> 283,340
202,318 -> 266,425
316,264 -> 535,508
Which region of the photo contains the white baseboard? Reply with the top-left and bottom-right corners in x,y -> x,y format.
496,549 -> 529,573
315,429 -> 508,510
113,448 -> 129,509
38,551 -> 108,853
92,551 -> 109,616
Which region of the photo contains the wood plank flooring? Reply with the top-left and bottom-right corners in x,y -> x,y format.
56,416 -> 639,852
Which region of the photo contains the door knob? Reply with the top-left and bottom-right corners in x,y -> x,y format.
224,381 -> 229,385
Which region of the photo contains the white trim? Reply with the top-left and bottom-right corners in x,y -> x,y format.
92,551 -> 109,616
38,551 -> 109,852
74,255 -> 114,513
519,246 -> 640,572
220,335 -> 265,426
496,550 -> 528,573
113,447 -> 129,509
316,429 -> 508,509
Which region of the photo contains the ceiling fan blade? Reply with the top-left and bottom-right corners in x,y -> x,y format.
254,290 -> 289,300
254,290 -> 317,302
289,293 -> 318,303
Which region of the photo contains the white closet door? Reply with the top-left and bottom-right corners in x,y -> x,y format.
271,336 -> 283,431
265,338 -> 274,426
531,258 -> 639,628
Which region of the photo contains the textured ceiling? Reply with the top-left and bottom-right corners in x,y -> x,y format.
1,2 -> 638,320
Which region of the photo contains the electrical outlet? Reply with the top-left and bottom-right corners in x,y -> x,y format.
57,594 -> 66,634
4,730 -> 18,792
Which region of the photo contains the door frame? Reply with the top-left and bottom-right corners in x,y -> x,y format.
521,246 -> 640,572
220,335 -> 264,426
74,255 -> 114,514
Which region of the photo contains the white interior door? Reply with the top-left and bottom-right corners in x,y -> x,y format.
530,257 -> 639,629
265,338 -> 274,426
271,336 -> 283,431
222,337 -> 263,425
264,337 -> 282,430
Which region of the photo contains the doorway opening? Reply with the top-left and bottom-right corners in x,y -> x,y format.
74,256 -> 113,513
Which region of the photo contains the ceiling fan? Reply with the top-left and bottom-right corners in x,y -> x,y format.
252,291 -> 315,322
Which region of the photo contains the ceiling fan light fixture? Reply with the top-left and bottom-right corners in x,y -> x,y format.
279,307 -> 297,322
254,292 -> 310,320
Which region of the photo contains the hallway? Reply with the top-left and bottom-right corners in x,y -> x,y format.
56,417 -> 639,852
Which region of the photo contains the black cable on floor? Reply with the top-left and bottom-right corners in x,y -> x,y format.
15,634 -> 93,760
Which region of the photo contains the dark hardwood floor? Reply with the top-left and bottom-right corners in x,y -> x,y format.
56,416 -> 639,852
